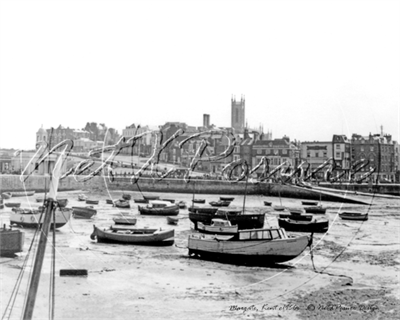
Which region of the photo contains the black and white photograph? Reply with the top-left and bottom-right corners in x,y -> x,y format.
0,0 -> 399,319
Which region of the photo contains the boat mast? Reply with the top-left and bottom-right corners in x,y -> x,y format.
22,145 -> 66,320
22,199 -> 55,320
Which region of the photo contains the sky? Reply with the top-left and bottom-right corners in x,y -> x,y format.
0,0 -> 399,150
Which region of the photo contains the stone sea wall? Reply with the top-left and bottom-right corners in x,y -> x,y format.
0,175 -> 369,204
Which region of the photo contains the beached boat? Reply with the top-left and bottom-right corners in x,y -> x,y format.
188,227 -> 310,264
139,201 -> 179,216
78,194 -> 88,201
219,196 -> 235,202
72,206 -> 97,219
143,195 -> 160,201
278,217 -> 329,233
1,192 -> 12,199
304,206 -> 327,214
278,213 -> 313,221
273,206 -> 286,211
113,217 -> 137,225
192,199 -> 206,204
90,225 -> 174,246
264,201 -> 272,206
36,197 -> 45,203
106,199 -> 116,205
197,218 -> 238,235
0,204 -> 4,210
209,200 -> 231,207
166,216 -> 179,225
10,207 -> 72,229
338,211 -> 368,221
122,193 -> 132,200
177,201 -> 187,209
301,200 -> 318,206
11,191 -> 35,197
115,200 -> 131,208
57,198 -> 68,208
188,206 -> 219,214
4,202 -> 21,208
86,199 -> 99,205
133,198 -> 148,204
0,225 -> 25,257
189,209 -> 265,230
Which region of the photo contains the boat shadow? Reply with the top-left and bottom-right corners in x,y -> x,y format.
180,254 -> 296,269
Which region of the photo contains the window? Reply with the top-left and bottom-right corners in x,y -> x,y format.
307,152 -> 310,158
323,152 -> 327,157
370,147 -> 374,151
257,149 -> 262,155
315,152 -> 319,157
336,144 -> 340,149
336,152 -> 340,158
270,230 -> 280,239
361,147 -> 364,152
262,231 -> 272,240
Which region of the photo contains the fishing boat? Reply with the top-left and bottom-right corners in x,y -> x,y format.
114,200 -> 131,209
219,196 -> 235,202
304,206 -> 327,214
209,200 -> 231,207
192,199 -> 206,204
177,201 -> 187,209
278,217 -> 329,233
301,200 -> 318,206
338,211 -> 368,221
11,191 -> 35,197
0,225 -> 25,257
78,194 -> 88,201
188,227 -> 310,264
288,208 -> 305,215
90,225 -> 175,246
273,206 -> 286,211
264,201 -> 272,206
138,201 -> 179,216
143,195 -> 160,201
133,198 -> 148,204
188,206 -> 219,214
86,199 -> 99,205
106,199 -> 116,205
166,216 -> 179,225
72,206 -> 97,219
113,217 -> 137,225
1,192 -> 12,199
57,198 -> 68,208
4,202 -> 21,208
122,193 -> 132,200
189,209 -> 265,230
197,218 -> 238,235
10,207 -> 72,229
278,213 -> 313,221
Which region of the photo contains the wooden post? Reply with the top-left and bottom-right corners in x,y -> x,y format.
22,199 -> 55,320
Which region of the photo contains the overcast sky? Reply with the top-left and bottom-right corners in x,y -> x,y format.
0,0 -> 399,150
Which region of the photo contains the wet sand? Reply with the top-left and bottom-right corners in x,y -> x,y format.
1,190 -> 399,319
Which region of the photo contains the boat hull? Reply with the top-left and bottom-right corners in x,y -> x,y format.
139,204 -> 179,216
188,234 -> 309,264
278,218 -> 329,233
10,191 -> 35,197
189,211 -> 265,230
304,206 -> 326,214
72,207 -> 97,219
10,208 -> 72,229
339,212 -> 368,221
91,226 -> 174,246
113,218 -> 137,225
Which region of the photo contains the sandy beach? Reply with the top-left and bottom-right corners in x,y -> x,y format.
1,190 -> 399,320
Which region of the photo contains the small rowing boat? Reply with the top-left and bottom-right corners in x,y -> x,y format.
72,206 -> 97,219
166,216 -> 179,225
11,191 -> 35,197
90,225 -> 174,246
338,211 -> 368,221
86,199 -> 99,205
113,217 -> 137,225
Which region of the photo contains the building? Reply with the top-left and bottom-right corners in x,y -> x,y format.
300,140 -> 333,179
231,95 -> 245,133
332,134 -> 351,175
351,130 -> 395,182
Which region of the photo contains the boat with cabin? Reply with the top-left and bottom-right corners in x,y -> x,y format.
197,218 -> 238,235
188,227 -> 310,264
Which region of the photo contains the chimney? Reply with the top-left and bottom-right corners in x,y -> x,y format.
203,114 -> 210,128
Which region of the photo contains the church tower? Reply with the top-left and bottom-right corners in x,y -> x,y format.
231,95 -> 245,132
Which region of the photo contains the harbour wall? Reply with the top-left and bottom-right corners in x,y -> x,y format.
319,182 -> 400,196
0,175 -> 368,204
